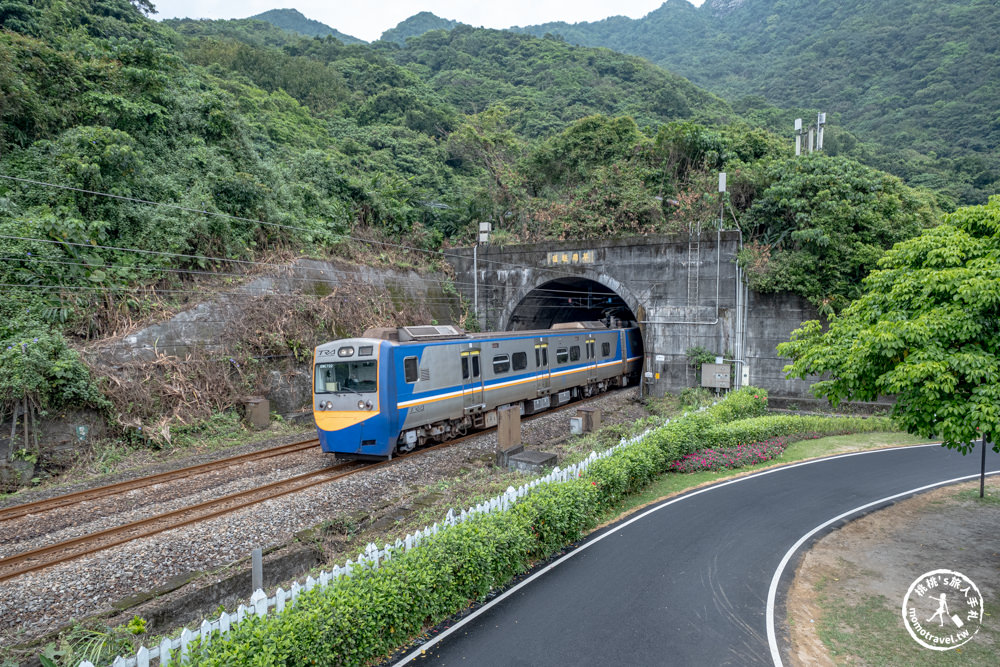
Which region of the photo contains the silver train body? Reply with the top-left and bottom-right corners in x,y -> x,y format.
312,322 -> 643,459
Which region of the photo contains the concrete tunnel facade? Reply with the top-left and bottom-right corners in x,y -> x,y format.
445,232 -> 822,399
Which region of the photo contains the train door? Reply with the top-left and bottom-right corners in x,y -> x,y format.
461,348 -> 484,412
534,340 -> 550,395
619,330 -> 627,373
585,337 -> 598,384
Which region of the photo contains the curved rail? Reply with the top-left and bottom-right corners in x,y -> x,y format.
0,388 -> 631,581
0,438 -> 320,523
0,461 -> 364,582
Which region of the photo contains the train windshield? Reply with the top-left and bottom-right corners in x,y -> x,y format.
315,360 -> 378,394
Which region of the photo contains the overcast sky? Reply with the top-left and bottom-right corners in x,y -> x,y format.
152,1 -> 706,43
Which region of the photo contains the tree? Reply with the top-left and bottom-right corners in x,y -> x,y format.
778,197 -> 1000,489
738,155 -> 937,312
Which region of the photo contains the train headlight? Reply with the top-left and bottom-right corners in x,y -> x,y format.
358,400 -> 366,410
365,401 -> 373,410
325,401 -> 333,410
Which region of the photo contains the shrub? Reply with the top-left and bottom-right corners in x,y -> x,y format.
187,508 -> 538,666
700,414 -> 893,450
587,437 -> 665,507
704,386 -> 769,423
0,318 -> 108,422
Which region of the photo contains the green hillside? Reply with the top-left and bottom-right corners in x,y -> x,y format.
0,0 -> 939,433
380,11 -> 459,44
249,8 -> 364,43
516,0 -> 1000,205
391,26 -> 732,136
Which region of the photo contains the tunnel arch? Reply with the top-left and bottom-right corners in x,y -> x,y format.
498,273 -> 645,333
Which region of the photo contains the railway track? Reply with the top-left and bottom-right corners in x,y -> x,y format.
0,438 -> 319,523
0,437 -> 462,582
0,461 -> 368,582
0,390 -> 629,581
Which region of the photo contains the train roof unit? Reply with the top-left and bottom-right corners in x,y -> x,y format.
358,321 -> 632,346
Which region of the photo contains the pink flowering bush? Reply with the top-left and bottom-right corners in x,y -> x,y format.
669,434 -> 814,473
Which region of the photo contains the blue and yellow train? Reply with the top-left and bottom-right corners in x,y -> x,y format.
312,322 -> 642,459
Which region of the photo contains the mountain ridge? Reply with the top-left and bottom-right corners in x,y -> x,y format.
250,8 -> 364,43
513,0 -> 1000,204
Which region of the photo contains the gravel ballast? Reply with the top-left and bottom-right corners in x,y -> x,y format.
0,389 -> 645,654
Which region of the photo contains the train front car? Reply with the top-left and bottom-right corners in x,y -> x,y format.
312,338 -> 398,460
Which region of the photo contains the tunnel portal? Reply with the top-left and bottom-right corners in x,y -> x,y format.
506,278 -> 637,331
445,232 -> 817,399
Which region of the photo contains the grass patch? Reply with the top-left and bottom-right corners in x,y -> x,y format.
16,414 -> 313,497
954,487 -> 1000,505
782,431 -> 937,460
817,593 -> 999,665
167,411 -> 303,450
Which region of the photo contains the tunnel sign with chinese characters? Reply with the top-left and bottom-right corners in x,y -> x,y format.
547,250 -> 595,265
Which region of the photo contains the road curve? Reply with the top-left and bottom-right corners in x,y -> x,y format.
394,444 -> 1000,666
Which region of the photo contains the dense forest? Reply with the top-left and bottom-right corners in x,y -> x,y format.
515,0 -> 1000,206
0,0 -> 945,429
354,1 -> 997,206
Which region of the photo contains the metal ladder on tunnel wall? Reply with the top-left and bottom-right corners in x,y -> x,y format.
687,221 -> 701,307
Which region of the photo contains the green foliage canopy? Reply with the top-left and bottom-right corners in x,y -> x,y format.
778,196 -> 1000,453
0,0 -> 960,432
0,315 -> 107,412
516,0 -> 1000,205
249,8 -> 364,43
737,154 -> 939,311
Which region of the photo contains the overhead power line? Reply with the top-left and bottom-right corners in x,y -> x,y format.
0,253 -> 636,300
0,172 -> 725,284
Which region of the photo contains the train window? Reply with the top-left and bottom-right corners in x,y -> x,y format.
493,354 -> 510,374
461,350 -> 482,379
535,348 -> 540,367
556,348 -> 569,364
314,360 -> 377,394
512,351 -> 527,371
586,341 -> 595,359
404,357 -> 418,383
602,342 -> 611,357
542,347 -> 548,366
570,346 -> 580,362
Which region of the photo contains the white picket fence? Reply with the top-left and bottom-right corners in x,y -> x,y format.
86,416 -> 675,667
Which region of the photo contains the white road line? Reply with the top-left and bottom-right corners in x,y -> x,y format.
766,467 -> 1000,666
394,443 -> 949,665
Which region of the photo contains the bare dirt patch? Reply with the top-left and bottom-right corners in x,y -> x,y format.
787,476 -> 1000,665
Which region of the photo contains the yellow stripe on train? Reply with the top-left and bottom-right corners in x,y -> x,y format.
315,410 -> 380,430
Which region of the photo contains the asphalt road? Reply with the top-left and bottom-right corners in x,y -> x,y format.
394,444 -> 1000,666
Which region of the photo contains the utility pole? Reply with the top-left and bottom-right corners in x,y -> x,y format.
794,113 -> 826,155
475,222 -> 491,330
718,172 -> 726,230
